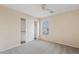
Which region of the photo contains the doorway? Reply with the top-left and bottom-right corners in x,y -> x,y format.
21,18 -> 26,44
21,18 -> 39,44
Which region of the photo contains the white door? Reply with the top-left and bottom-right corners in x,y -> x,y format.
26,20 -> 35,42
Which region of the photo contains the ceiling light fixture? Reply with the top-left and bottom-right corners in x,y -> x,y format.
41,4 -> 54,13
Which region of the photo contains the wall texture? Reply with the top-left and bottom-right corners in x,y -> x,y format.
40,10 -> 79,48
0,5 -> 38,52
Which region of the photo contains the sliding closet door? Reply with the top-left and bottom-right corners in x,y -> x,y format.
26,19 -> 35,42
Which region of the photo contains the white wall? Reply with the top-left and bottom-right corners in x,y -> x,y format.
40,10 -> 79,48
0,5 -> 38,52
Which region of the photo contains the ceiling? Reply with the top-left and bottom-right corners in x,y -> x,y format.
3,4 -> 79,18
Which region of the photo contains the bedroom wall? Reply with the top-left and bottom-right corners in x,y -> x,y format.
0,5 -> 38,52
40,10 -> 79,48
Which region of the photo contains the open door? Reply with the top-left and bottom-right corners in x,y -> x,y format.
26,19 -> 35,42
21,18 -> 26,44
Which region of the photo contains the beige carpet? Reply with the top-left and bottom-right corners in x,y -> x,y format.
0,40 -> 79,54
